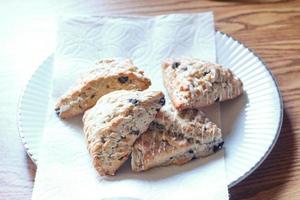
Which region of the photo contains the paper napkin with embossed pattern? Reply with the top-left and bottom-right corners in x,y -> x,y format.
32,12 -> 229,200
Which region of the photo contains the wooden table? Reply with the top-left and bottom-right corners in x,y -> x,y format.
0,0 -> 299,199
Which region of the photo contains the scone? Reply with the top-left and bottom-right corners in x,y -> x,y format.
83,90 -> 165,176
162,58 -> 243,111
131,107 -> 223,172
55,58 -> 151,118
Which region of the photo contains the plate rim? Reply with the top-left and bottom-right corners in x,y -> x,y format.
17,55 -> 54,165
217,32 -> 284,188
17,31 -> 284,188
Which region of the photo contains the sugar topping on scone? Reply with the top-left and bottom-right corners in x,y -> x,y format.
131,106 -> 223,172
55,58 -> 151,119
162,58 -> 243,110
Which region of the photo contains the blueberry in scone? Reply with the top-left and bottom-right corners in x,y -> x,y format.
162,58 -> 243,111
131,107 -> 223,172
55,58 -> 151,119
83,90 -> 165,176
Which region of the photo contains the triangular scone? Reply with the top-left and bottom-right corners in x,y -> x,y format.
55,58 -> 151,118
83,90 -> 165,176
131,107 -> 223,172
162,58 -> 243,111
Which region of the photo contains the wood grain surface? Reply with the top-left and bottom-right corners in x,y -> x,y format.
0,0 -> 299,199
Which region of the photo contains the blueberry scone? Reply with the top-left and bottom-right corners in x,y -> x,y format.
83,90 -> 165,176
55,58 -> 151,118
131,107 -> 223,172
162,58 -> 243,111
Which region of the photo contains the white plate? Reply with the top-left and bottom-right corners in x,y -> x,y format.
17,31 -> 283,188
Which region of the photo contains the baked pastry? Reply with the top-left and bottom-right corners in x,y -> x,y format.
162,58 -> 243,111
55,58 -> 151,118
131,107 -> 223,172
83,90 -> 165,176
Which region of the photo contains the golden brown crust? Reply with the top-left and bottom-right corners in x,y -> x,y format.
55,58 -> 151,118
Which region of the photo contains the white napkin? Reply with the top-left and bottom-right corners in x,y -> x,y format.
32,12 -> 229,200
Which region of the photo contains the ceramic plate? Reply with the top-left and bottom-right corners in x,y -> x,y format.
17,31 -> 283,187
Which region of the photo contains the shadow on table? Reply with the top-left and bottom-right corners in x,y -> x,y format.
229,109 -> 295,199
